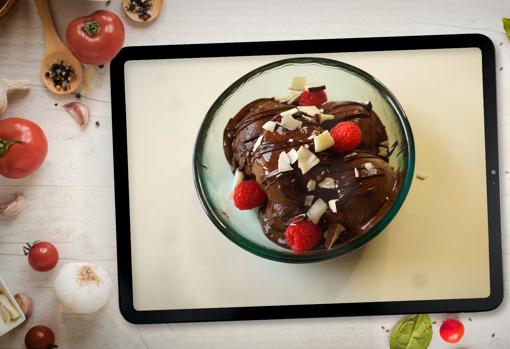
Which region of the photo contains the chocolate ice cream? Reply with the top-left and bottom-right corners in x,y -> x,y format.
223,85 -> 401,252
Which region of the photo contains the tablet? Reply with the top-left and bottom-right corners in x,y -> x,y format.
110,34 -> 503,324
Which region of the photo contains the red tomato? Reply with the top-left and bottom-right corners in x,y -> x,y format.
0,117 -> 48,179
66,10 -> 125,65
440,319 -> 465,343
25,325 -> 57,349
24,241 -> 59,272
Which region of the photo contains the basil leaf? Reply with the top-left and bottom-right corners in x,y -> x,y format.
390,314 -> 432,349
503,18 -> 510,38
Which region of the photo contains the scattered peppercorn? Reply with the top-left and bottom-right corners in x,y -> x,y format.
491,333 -> 495,338
75,93 -> 82,99
95,121 -> 100,127
126,0 -> 153,21
54,103 -> 58,107
98,64 -> 104,69
105,0 -> 111,6
45,60 -> 75,91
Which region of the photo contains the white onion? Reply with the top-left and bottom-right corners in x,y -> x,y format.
54,262 -> 112,314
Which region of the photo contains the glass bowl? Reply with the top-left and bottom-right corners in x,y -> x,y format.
193,57 -> 415,263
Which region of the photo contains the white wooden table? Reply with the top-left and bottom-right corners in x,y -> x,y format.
0,0 -> 509,348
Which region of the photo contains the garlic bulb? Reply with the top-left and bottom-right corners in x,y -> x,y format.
0,78 -> 30,115
54,262 -> 112,314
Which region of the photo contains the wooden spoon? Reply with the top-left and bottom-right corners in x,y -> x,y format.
122,0 -> 163,24
35,0 -> 82,95
0,0 -> 17,19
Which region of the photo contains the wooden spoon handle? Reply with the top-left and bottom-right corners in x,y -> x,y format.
35,0 -> 65,52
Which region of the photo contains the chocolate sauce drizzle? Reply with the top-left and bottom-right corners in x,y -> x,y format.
223,97 -> 402,251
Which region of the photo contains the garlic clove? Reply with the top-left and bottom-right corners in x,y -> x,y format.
0,78 -> 30,115
0,194 -> 26,217
14,293 -> 32,320
2,78 -> 30,92
0,91 -> 7,114
63,102 -> 90,128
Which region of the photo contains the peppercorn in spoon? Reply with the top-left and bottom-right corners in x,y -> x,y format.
35,0 -> 82,95
122,0 -> 163,23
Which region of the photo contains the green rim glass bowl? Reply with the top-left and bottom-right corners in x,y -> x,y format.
193,57 -> 415,263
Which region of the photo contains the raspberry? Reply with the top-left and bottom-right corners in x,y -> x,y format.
285,220 -> 322,253
330,121 -> 362,153
233,180 -> 267,210
298,90 -> 327,107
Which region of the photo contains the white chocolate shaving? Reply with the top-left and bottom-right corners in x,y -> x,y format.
306,198 -> 327,224
328,199 -> 339,213
278,151 -> 293,172
280,108 -> 299,118
262,120 -> 277,132
275,90 -> 300,103
297,106 -> 321,116
304,195 -> 315,207
313,130 -> 335,152
319,114 -> 335,123
287,148 -> 298,164
319,177 -> 336,189
280,113 -> 302,131
252,135 -> 263,151
232,169 -> 244,189
290,77 -> 307,91
297,146 -> 320,174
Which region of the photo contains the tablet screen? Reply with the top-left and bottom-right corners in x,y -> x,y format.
123,47 -> 491,312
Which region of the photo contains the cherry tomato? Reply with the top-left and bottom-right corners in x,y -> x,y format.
66,10 -> 125,65
25,325 -> 57,349
440,318 -> 464,343
24,241 -> 59,272
0,118 -> 48,179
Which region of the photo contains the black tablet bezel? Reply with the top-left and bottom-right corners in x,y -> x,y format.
110,34 -> 503,324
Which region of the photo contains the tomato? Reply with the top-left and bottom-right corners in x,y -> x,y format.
66,10 -> 125,65
0,117 -> 48,179
24,241 -> 59,272
25,325 -> 57,349
440,319 -> 464,343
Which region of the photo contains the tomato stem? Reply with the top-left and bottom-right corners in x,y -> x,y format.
0,138 -> 23,157
23,241 -> 39,256
82,20 -> 100,38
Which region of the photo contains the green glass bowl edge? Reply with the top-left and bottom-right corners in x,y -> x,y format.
192,57 -> 416,264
